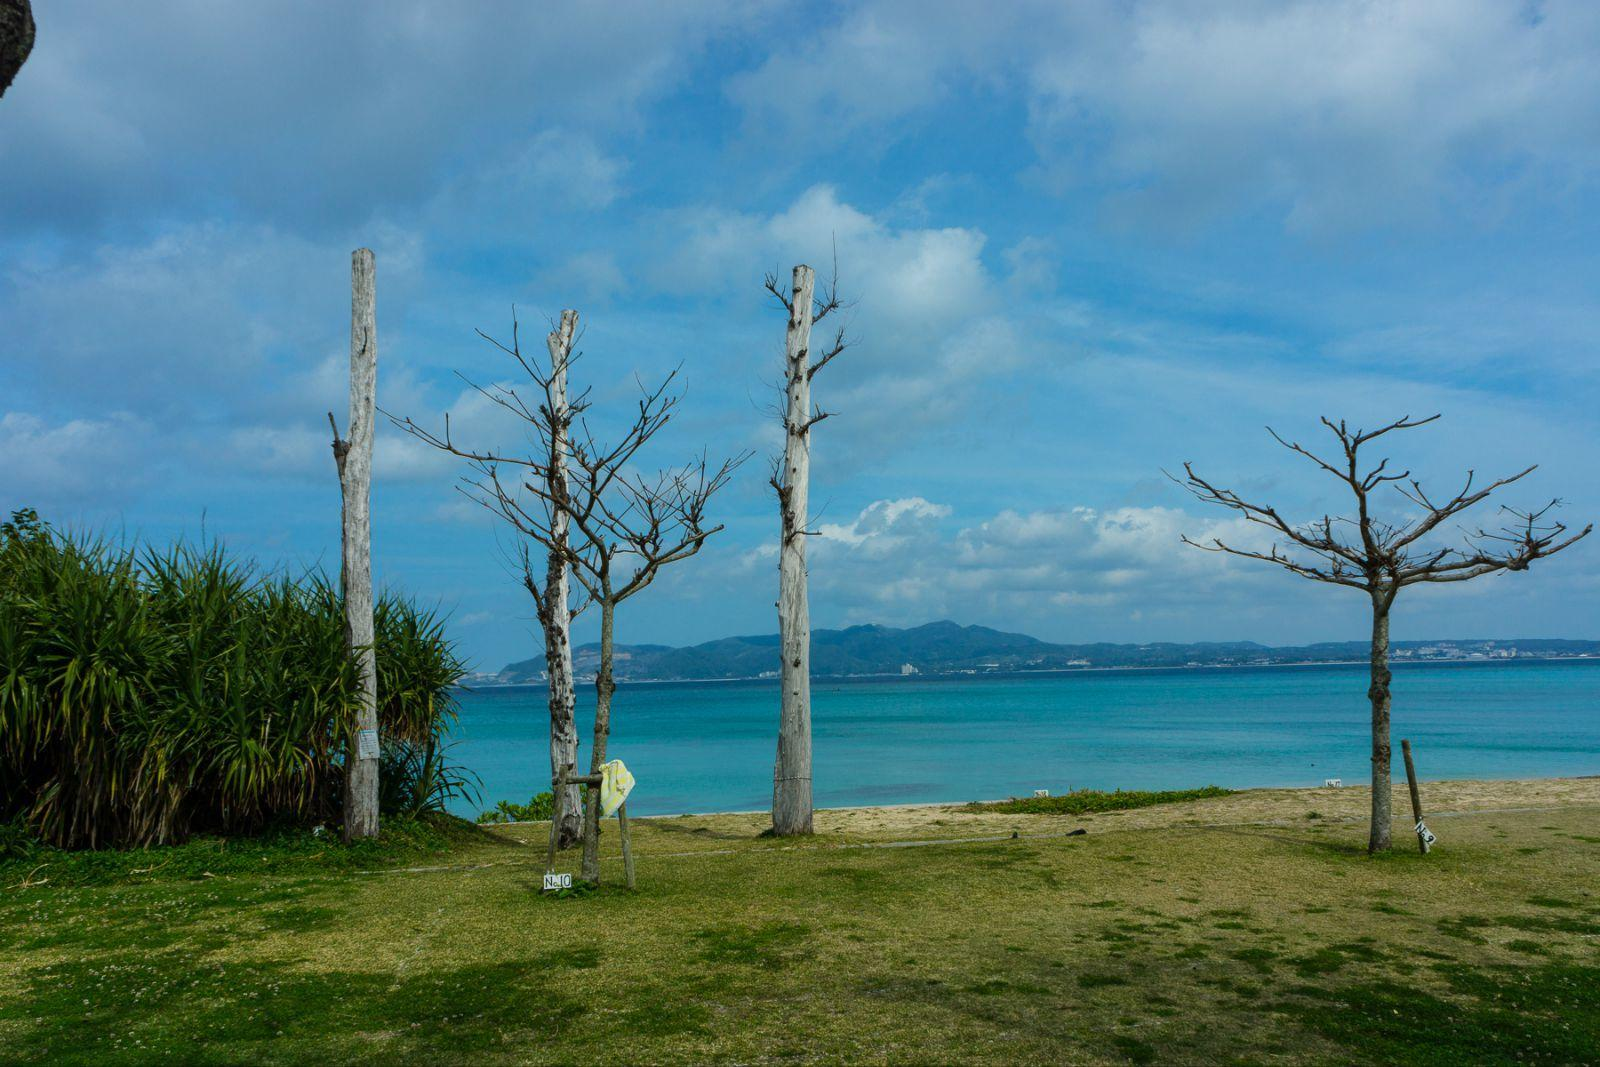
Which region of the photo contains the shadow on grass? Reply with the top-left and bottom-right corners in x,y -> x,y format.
0,950 -> 589,1063
1279,961 -> 1600,1065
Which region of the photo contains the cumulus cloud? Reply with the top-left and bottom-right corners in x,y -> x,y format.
817,496 -> 951,550
656,185 -> 1032,449
797,496 -> 1288,631
661,184 -> 992,322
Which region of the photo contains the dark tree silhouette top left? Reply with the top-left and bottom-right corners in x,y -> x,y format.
0,0 -> 35,99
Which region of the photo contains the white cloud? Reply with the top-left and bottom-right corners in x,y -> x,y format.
0,222 -> 427,414
817,496 -> 951,550
663,185 -> 992,327
788,496 -> 1346,634
1026,0 -> 1600,230
724,0 -> 1600,232
0,1 -> 770,237
230,422 -> 456,483
725,1 -> 1038,140
657,185 -> 1022,448
426,130 -> 629,239
0,411 -> 151,502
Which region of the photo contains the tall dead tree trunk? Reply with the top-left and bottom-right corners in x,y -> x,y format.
333,248 -> 379,841
772,265 -> 817,836
543,310 -> 582,849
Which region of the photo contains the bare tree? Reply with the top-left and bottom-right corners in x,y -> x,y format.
1174,415 -> 1590,852
764,263 -> 847,837
393,324 -> 747,883
329,248 -> 379,841
390,312 -> 588,847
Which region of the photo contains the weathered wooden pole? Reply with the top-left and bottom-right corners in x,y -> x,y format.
544,311 -> 582,849
618,801 -> 635,890
772,265 -> 816,836
332,247 -> 379,842
1401,738 -> 1428,855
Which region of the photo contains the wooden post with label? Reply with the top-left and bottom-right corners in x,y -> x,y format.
545,766 -> 567,874
1401,738 -> 1429,855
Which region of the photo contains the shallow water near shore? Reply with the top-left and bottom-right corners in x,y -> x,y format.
447,658 -> 1600,817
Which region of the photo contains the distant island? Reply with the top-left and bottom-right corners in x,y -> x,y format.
467,620 -> 1600,686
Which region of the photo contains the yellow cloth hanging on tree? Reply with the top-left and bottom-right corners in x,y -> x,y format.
599,759 -> 635,818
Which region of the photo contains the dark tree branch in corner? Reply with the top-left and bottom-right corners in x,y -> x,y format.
0,0 -> 35,100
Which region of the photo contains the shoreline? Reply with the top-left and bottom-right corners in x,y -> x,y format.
462,652 -> 1600,690
486,774 -> 1600,827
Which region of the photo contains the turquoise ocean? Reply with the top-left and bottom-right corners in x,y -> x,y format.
447,659 -> 1600,817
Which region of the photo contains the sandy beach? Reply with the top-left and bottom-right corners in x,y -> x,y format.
620,775 -> 1600,844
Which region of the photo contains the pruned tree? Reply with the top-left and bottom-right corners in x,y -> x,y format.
393,324 -> 747,882
764,263 -> 847,837
1173,415 -> 1590,852
390,311 -> 589,848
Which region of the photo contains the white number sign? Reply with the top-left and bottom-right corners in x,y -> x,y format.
543,872 -> 573,892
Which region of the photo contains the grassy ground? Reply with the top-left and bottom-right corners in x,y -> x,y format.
1,779 -> 1597,1064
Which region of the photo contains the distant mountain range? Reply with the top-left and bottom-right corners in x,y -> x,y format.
479,620 -> 1600,685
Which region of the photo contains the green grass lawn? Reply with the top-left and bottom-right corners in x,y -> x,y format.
2,798 -> 1597,1064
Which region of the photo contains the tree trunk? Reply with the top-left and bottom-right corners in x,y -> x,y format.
772,265 -> 816,836
1367,590 -> 1394,853
339,248 -> 379,842
581,594 -> 616,882
544,310 -> 582,849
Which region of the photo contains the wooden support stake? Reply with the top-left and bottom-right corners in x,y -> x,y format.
618,801 -> 635,890
1401,738 -> 1429,855
545,767 -> 565,873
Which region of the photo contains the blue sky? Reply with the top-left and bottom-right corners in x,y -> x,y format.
3,1 -> 1598,669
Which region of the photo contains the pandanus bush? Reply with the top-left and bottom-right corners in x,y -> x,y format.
0,509 -> 472,848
